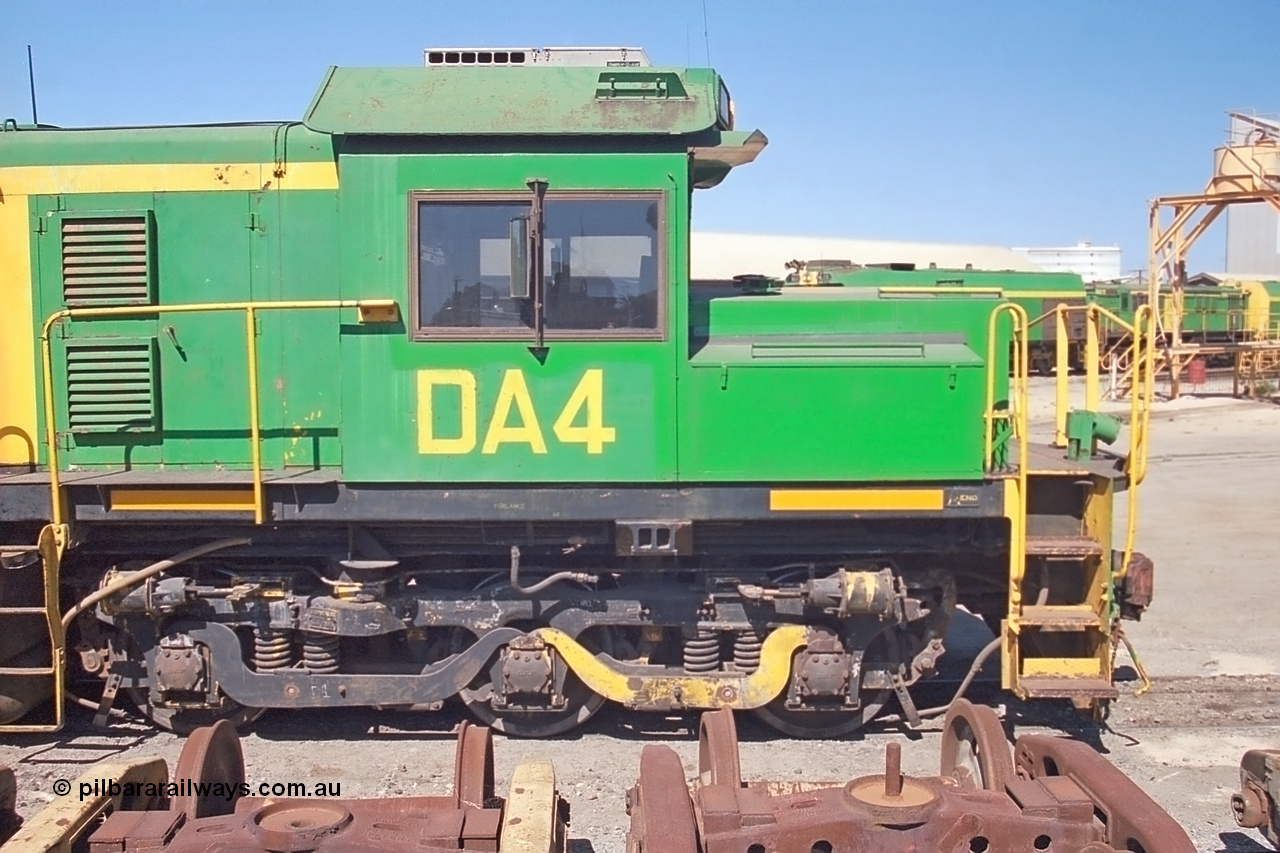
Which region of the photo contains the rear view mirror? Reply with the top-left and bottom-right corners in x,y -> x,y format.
509,216 -> 531,299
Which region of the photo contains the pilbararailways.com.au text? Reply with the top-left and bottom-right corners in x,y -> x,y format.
70,778 -> 342,802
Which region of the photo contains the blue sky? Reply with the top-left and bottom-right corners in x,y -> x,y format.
3,1 -> 1275,273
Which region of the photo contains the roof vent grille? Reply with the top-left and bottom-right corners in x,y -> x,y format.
425,47 -> 650,68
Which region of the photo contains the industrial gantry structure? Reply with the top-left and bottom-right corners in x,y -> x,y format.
1148,112 -> 1280,396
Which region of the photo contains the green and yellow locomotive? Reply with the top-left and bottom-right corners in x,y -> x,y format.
787,261 -> 1280,375
0,48 -> 1154,737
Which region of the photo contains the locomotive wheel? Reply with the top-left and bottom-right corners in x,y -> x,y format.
752,630 -> 892,738
459,664 -> 605,738
940,698 -> 1015,792
126,687 -> 265,735
454,626 -> 608,738
455,575 -> 609,737
752,691 -> 890,738
171,719 -> 245,818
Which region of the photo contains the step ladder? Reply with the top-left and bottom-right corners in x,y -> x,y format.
0,524 -> 67,732
1004,478 -> 1118,705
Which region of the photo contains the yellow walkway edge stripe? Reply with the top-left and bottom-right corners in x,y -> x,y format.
536,624 -> 806,709
110,488 -> 258,511
769,488 -> 944,512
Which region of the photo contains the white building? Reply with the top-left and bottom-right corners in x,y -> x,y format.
690,232 -> 1042,280
1011,242 -> 1121,283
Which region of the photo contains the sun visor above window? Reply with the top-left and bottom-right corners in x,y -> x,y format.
303,66 -> 728,135
689,130 -> 768,189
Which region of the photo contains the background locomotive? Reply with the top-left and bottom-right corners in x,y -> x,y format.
786,261 -> 1280,375
0,47 -> 1153,737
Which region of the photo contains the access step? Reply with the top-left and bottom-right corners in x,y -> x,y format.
0,667 -> 55,677
1017,605 -> 1104,631
1018,676 -> 1119,700
1025,535 -> 1104,557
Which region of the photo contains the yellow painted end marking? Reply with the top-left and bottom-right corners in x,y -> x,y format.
0,198 -> 38,465
1021,657 -> 1103,678
110,488 -> 256,512
501,758 -> 561,853
0,161 -> 339,196
2,756 -> 168,850
769,488 -> 944,512
537,624 -> 806,709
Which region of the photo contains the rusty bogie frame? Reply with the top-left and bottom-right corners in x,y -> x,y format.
626,707 -> 1195,853
66,720 -> 566,853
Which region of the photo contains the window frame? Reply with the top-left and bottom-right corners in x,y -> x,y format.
408,189 -> 667,341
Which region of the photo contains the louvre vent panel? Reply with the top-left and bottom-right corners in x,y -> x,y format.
61,217 -> 152,306
65,342 -> 158,432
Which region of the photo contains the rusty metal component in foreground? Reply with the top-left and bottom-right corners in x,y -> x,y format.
1232,748 -> 1280,849
0,766 -> 18,845
626,707 -> 1195,853
0,756 -> 168,853
85,719 -> 566,853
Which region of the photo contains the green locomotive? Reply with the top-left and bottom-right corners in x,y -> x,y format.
0,49 -> 1153,737
789,261 -> 1280,373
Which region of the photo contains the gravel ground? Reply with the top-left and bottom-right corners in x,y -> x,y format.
2,381 -> 1279,852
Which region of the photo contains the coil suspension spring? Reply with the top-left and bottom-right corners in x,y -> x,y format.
302,632 -> 340,674
252,628 -> 294,671
733,629 -> 764,673
683,628 -> 721,674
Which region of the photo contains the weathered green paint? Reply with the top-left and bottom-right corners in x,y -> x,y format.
304,66 -> 727,135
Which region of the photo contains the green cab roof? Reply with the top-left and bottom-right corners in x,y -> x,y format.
303,65 -> 730,136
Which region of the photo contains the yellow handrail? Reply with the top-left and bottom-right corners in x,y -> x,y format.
984,303 -> 1029,663
983,303 -> 1029,476
1116,305 -> 1154,581
1021,301 -> 1153,582
40,299 -> 396,526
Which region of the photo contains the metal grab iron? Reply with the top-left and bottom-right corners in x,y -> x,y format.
626,707 -> 1196,853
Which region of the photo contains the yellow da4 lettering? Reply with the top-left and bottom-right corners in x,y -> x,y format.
553,369 -> 616,454
482,369 -> 548,454
417,370 -> 477,454
416,368 -> 615,455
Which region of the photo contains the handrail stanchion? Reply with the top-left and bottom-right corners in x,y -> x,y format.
245,306 -> 265,524
1055,306 -> 1069,447
1085,306 -> 1101,412
1116,304 -> 1154,581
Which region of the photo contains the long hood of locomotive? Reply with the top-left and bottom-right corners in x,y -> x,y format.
681,287 -> 1004,482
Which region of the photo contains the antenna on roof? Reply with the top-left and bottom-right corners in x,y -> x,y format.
700,0 -> 712,64
26,45 -> 38,126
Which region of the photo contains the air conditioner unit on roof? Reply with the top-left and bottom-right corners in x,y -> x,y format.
424,47 -> 651,68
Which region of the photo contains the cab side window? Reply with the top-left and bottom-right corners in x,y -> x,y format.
543,198 -> 659,332
412,193 -> 663,338
416,200 -> 534,331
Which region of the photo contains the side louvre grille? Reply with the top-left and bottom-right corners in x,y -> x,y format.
61,214 -> 154,306
65,340 -> 159,433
